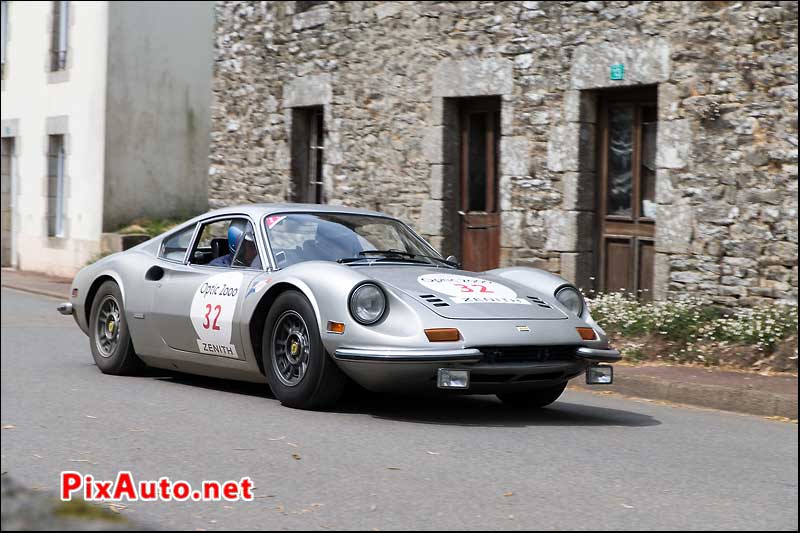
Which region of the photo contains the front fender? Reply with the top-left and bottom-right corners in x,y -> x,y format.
70,259 -> 126,335
489,266 -> 609,340
240,262 -> 437,366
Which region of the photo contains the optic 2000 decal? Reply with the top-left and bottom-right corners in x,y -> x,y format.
417,274 -> 532,305
190,272 -> 244,357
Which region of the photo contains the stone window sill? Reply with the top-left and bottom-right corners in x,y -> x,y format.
47,69 -> 70,85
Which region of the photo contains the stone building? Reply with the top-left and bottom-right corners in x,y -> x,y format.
209,1 -> 798,306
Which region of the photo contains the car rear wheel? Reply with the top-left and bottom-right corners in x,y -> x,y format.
263,290 -> 346,410
496,382 -> 567,409
88,280 -> 144,375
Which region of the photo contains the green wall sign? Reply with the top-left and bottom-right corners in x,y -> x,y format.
610,64 -> 625,80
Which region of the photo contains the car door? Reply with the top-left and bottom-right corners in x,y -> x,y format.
149,215 -> 267,361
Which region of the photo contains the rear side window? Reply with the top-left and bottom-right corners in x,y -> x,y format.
159,225 -> 195,262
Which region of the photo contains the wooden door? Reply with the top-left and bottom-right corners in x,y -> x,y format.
597,88 -> 658,299
459,98 -> 501,272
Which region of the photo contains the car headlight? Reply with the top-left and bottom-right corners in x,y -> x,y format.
349,283 -> 387,325
555,285 -> 584,316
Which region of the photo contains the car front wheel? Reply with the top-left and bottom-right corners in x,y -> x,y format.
263,290 -> 346,410
496,382 -> 567,409
88,280 -> 144,375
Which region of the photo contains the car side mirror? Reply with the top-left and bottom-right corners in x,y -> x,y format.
445,255 -> 461,268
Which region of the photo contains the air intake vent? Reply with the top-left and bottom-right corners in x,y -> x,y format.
420,294 -> 450,307
528,296 -> 552,309
480,345 -> 576,363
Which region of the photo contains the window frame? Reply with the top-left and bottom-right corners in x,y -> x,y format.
596,86 -> 658,299
185,214 -> 268,271
308,107 -> 324,204
290,105 -> 325,204
50,0 -> 68,72
46,134 -> 66,238
458,97 -> 500,215
1,0 -> 9,79
158,222 -> 199,264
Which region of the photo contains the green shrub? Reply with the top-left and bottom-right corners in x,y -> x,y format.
116,217 -> 182,237
588,292 -> 720,342
694,304 -> 799,353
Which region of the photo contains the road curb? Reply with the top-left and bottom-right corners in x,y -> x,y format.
571,374 -> 798,419
1,283 -> 68,301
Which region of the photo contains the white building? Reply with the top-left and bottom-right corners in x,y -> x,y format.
1,1 -> 212,277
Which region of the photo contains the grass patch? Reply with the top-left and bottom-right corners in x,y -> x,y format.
53,500 -> 127,523
116,217 -> 183,237
84,250 -> 116,267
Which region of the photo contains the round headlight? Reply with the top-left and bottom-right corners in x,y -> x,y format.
349,283 -> 387,325
555,286 -> 584,316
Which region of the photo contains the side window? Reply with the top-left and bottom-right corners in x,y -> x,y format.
189,218 -> 262,269
50,1 -> 69,72
159,225 -> 196,262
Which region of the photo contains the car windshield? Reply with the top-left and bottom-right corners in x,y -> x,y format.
264,213 -> 447,269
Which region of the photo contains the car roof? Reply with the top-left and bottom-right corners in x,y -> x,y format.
201,203 -> 392,220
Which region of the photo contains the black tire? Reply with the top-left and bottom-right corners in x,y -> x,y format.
263,291 -> 346,410
497,382 -> 567,409
88,281 -> 144,375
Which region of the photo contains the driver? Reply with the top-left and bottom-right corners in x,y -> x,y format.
209,220 -> 261,268
235,233 -> 261,269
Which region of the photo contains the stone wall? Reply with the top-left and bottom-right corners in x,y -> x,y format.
210,1 -> 798,306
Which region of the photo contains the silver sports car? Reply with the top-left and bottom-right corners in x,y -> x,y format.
59,204 -> 620,410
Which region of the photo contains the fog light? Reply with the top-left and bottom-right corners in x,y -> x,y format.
437,369 -> 470,389
586,365 -> 613,385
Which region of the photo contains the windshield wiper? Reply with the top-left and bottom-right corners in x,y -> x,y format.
337,250 -> 458,268
337,250 -> 428,265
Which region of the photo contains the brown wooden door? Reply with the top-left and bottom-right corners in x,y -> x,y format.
597,88 -> 658,300
459,98 -> 501,272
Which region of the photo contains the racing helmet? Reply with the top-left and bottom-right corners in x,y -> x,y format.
227,219 -> 249,253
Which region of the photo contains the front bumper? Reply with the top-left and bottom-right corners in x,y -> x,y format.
333,347 -> 483,363
332,345 -> 620,393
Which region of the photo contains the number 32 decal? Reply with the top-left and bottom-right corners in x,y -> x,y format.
454,284 -> 494,294
203,304 -> 222,330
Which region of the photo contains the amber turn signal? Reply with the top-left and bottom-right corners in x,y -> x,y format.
327,321 -> 346,334
576,327 -> 597,341
425,328 -> 461,342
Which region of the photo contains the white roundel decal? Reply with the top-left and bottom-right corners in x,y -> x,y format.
190,272 -> 244,358
417,274 -> 531,305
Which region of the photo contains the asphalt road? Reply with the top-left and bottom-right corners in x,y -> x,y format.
1,287 -> 798,530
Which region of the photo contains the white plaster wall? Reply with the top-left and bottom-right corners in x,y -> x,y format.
103,1 -> 212,230
1,1 -> 109,277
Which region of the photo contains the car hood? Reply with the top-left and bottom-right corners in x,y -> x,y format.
360,265 -> 569,320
